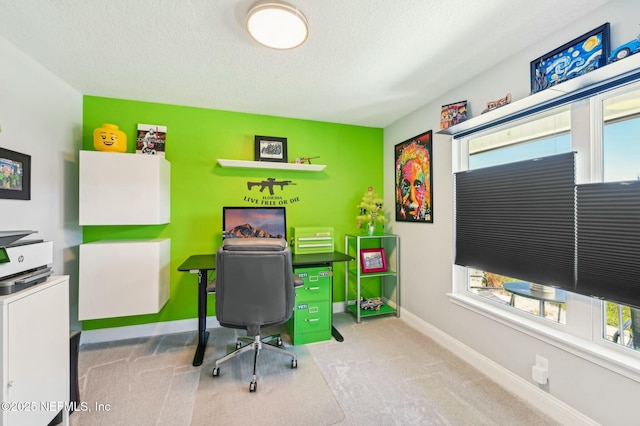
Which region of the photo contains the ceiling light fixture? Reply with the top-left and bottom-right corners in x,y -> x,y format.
246,1 -> 308,50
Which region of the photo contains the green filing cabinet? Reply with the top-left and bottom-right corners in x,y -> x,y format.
287,266 -> 332,345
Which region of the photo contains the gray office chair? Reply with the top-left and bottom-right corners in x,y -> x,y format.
209,238 -> 302,392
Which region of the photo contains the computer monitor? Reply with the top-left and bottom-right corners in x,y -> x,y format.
222,206 -> 287,240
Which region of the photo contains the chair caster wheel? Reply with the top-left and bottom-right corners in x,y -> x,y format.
249,381 -> 257,392
212,367 -> 220,377
236,341 -> 242,349
291,359 -> 297,368
276,337 -> 283,347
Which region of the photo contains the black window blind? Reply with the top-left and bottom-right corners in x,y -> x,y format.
576,181 -> 640,308
455,152 -> 576,290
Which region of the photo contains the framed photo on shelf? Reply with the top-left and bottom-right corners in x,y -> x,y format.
0,147 -> 31,200
530,23 -> 610,94
395,130 -> 433,223
254,135 -> 288,163
360,248 -> 388,273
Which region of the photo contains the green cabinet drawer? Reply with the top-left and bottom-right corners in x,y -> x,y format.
287,300 -> 331,345
294,266 -> 331,302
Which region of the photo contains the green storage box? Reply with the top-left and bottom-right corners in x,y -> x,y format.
291,227 -> 334,254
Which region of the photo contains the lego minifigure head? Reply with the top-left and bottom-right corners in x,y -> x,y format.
94,124 -> 127,152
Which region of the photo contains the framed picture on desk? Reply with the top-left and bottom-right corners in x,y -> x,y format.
360,248 -> 387,273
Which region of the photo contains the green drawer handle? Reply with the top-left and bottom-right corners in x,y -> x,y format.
305,318 -> 320,323
306,286 -> 321,291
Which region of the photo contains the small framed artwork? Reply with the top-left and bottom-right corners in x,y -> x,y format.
360,248 -> 388,274
0,148 -> 31,200
395,130 -> 433,223
530,23 -> 610,94
440,100 -> 467,130
255,135 -> 288,163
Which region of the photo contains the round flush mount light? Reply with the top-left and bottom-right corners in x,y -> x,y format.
246,1 -> 308,50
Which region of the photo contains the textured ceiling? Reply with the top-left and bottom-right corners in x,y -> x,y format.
0,0 -> 611,127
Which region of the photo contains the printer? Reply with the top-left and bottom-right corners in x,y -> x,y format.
0,230 -> 53,294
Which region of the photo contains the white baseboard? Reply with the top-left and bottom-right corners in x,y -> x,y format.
333,301 -> 346,313
83,303 -> 349,343
80,316 -> 220,344
399,307 -> 599,426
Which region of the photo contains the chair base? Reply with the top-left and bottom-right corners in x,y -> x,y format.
212,333 -> 297,392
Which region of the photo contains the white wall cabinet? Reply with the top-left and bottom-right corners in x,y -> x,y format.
79,150 -> 170,225
0,276 -> 70,426
79,150 -> 171,320
79,239 -> 170,320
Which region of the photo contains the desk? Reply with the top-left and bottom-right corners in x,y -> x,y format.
178,250 -> 352,366
503,282 -> 565,320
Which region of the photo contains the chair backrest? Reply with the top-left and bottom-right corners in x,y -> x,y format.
215,238 -> 295,336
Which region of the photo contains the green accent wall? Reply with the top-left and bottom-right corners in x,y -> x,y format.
82,96 -> 383,330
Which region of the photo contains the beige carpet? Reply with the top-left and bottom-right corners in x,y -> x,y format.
71,324 -> 343,426
71,313 -> 558,426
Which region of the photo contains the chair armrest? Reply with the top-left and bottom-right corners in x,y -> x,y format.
293,274 -> 304,287
206,279 -> 216,293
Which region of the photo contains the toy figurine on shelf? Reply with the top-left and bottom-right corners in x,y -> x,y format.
360,297 -> 383,311
93,123 -> 127,152
609,30 -> 640,62
482,93 -> 512,114
292,156 -> 320,164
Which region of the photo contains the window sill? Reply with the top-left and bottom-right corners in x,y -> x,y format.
448,292 -> 640,383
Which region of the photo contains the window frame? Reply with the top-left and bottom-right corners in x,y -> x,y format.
451,81 -> 640,380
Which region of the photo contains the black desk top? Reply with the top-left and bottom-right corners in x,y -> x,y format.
292,251 -> 353,266
178,254 -> 216,272
178,251 -> 352,272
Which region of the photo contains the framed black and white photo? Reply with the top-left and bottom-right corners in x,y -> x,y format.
0,148 -> 31,200
255,135 -> 288,163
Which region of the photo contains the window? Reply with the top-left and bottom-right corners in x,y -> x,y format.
469,107 -> 571,169
462,106 -> 571,322
451,66 -> 640,387
600,84 -> 640,351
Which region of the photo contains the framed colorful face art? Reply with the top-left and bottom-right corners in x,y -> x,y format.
395,130 -> 432,223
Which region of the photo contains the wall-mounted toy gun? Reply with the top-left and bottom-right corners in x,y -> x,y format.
292,156 -> 320,164
247,177 -> 296,195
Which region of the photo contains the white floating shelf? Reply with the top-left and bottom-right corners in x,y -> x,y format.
217,159 -> 326,171
439,53 -> 640,137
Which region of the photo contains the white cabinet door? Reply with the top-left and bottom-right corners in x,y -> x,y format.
6,279 -> 69,426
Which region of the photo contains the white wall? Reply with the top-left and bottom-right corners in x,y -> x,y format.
384,1 -> 640,424
0,35 -> 83,328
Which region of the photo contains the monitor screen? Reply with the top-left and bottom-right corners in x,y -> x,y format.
222,207 -> 287,240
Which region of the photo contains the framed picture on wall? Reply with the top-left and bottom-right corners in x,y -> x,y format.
360,248 -> 388,273
254,135 -> 288,163
530,23 -> 610,94
394,130 -> 432,223
0,148 -> 31,200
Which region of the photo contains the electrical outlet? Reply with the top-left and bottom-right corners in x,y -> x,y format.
536,354 -> 549,370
